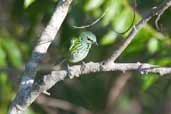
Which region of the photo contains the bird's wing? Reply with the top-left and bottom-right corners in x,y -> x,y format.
69,37 -> 79,51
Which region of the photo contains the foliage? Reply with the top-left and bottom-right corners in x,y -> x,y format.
0,0 -> 171,114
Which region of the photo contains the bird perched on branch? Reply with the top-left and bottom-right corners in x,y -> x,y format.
66,31 -> 97,78
54,31 -> 97,78
67,31 -> 97,63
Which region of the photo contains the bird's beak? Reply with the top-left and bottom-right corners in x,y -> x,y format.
94,42 -> 98,47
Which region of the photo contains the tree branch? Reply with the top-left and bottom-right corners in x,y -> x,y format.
8,0 -> 73,114
46,62 -> 171,82
104,0 -> 171,64
23,61 -> 171,110
38,0 -> 171,105
155,0 -> 171,31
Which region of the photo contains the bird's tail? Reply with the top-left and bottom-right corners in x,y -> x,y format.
55,58 -> 66,66
37,58 -> 66,72
50,58 -> 67,70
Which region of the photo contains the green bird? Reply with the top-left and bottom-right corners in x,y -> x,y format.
67,31 -> 97,63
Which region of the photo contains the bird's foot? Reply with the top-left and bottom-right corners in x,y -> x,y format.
80,61 -> 86,72
66,64 -> 74,79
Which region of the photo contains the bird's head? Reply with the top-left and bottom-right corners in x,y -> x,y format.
80,31 -> 98,46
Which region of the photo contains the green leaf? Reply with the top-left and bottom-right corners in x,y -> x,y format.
102,0 -> 122,26
112,9 -> 133,33
147,38 -> 159,54
2,38 -> 23,68
24,0 -> 35,8
100,31 -> 117,45
25,108 -> 36,114
0,73 -> 7,86
84,0 -> 105,11
141,74 -> 159,90
0,47 -> 7,66
157,57 -> 171,66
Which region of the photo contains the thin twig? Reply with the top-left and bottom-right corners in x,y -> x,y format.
155,0 -> 171,31
72,0 -> 136,34
72,8 -> 109,29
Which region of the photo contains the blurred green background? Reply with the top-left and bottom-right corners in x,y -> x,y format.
1,0 -> 171,114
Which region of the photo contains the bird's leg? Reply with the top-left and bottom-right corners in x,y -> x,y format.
66,64 -> 75,79
80,61 -> 86,72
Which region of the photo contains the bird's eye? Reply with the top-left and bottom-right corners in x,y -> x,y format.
87,37 -> 92,41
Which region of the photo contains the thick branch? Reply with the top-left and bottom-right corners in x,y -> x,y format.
8,0 -> 72,114
49,62 -> 171,80
31,62 -> 171,97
